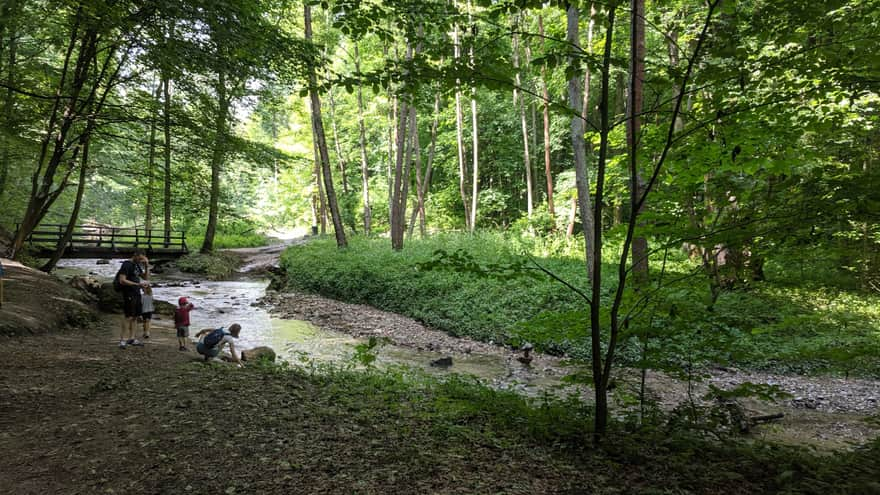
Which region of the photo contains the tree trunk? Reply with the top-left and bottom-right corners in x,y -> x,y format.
0,0 -> 17,201
162,74 -> 172,246
468,0 -> 479,232
41,38 -> 120,270
512,14 -> 533,218
355,43 -> 372,235
389,97 -> 409,250
392,104 -> 417,249
41,138 -> 90,273
305,4 -> 347,248
145,81 -> 160,232
567,2 -> 595,281
409,93 -> 440,237
590,3 -> 617,442
628,0 -> 649,287
314,131 -> 327,234
582,3 -> 595,121
538,14 -> 554,218
327,87 -> 349,194
453,8 -> 471,230
11,18 -> 117,259
389,36 -> 415,251
201,69 -> 228,254
525,37 -> 539,203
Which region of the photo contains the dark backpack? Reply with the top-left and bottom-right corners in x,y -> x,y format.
203,327 -> 227,348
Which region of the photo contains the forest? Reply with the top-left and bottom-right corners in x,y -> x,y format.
0,0 -> 879,493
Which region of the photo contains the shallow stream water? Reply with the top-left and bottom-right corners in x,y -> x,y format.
54,259 -> 538,388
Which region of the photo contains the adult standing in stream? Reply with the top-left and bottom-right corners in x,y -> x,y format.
117,250 -> 150,348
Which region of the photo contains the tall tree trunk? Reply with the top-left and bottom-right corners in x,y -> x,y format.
589,0 -> 719,442
355,43 -> 372,235
452,6 -> 471,230
305,4 -> 347,248
525,37 -> 539,202
628,0 -> 648,287
538,14 -> 554,218
0,0 -> 18,201
145,81 -> 160,232
389,97 -> 409,250
512,14 -> 533,218
408,93 -> 440,237
41,137 -> 90,272
41,38 -> 121,270
590,3 -> 616,441
201,69 -> 228,253
314,132 -> 327,234
11,19 -> 118,259
162,74 -> 172,246
390,37 -> 415,251
468,0 -> 479,232
327,87 -> 349,194
582,3 -> 596,121
567,2 -> 595,281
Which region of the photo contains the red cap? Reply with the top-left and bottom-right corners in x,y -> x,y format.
178,297 -> 188,306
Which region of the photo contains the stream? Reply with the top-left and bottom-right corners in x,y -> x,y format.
53,255 -> 880,449
54,258 -> 550,392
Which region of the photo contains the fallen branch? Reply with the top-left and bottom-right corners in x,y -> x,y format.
750,413 -> 785,424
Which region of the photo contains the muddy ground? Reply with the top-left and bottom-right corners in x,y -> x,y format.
0,314 -> 605,494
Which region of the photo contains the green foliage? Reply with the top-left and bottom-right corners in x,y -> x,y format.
281,232 -> 880,377
236,358 -> 880,494
350,336 -> 388,368
176,251 -> 242,280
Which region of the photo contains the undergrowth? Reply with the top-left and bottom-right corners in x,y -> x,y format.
176,251 -> 242,279
186,231 -> 270,249
279,233 -> 880,377
251,357 -> 880,494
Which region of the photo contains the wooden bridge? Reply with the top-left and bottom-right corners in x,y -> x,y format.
16,224 -> 189,259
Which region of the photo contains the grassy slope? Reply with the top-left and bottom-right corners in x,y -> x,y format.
279,234 -> 880,376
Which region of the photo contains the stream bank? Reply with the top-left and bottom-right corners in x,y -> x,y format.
1,248 -> 879,493
39,242 -> 880,449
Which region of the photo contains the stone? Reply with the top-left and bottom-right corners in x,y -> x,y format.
430,356 -> 453,367
96,259 -> 110,265
69,275 -> 102,293
241,346 -> 276,363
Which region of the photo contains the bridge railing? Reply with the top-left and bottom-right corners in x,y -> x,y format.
16,224 -> 189,257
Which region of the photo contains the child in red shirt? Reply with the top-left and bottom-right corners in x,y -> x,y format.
174,297 -> 195,351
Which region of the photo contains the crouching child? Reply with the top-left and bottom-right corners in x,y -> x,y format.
195,324 -> 244,367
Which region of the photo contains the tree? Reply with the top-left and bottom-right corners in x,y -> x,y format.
10,2 -> 140,259
305,3 -> 347,248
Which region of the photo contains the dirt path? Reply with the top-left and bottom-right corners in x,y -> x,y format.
1,314 -> 601,494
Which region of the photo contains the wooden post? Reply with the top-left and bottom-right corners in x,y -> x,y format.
111,228 -> 117,251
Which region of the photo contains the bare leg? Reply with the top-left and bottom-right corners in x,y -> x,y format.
143,319 -> 151,338
119,316 -> 127,344
127,317 -> 137,341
